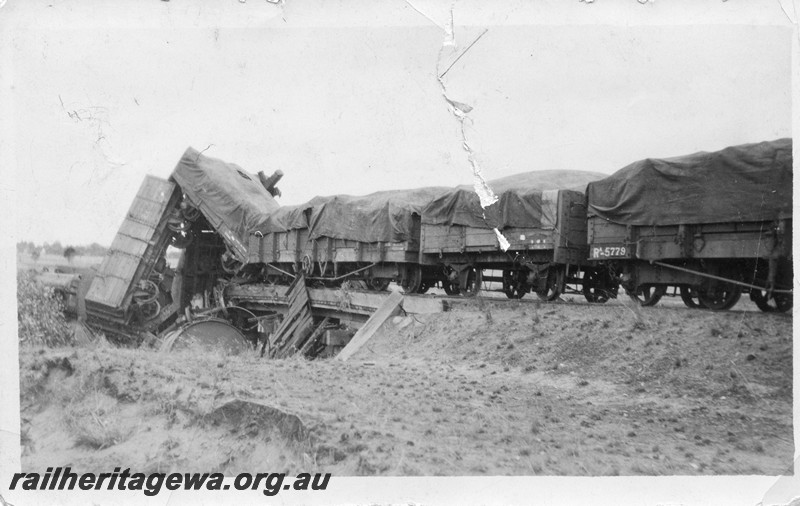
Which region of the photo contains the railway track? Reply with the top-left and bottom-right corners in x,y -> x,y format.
402,287 -> 788,315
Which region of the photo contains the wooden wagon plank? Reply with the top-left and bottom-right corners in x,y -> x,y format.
85,175 -> 177,309
276,315 -> 314,358
336,291 -> 403,362
272,312 -> 307,349
298,317 -> 331,356
226,284 -> 445,315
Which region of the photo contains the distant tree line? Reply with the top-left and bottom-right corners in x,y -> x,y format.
17,241 -> 108,258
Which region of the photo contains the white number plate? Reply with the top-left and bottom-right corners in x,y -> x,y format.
590,245 -> 630,259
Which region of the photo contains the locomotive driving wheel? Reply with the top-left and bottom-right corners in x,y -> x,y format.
502,269 -> 529,299
749,289 -> 792,313
628,284 -> 667,307
535,266 -> 564,302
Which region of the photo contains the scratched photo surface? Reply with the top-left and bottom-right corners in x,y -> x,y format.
2,1 -> 796,505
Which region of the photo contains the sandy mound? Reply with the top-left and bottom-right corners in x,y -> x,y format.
19,299 -> 793,476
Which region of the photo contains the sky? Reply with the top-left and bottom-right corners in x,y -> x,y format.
2,0 -> 794,249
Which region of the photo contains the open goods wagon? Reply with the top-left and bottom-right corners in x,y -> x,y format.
586,138 -> 793,312
246,171 -> 614,302
246,188 -> 450,293
418,182 -> 615,301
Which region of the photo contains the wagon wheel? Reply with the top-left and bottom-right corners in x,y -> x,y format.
679,285 -> 706,309
535,266 -> 564,302
749,289 -> 792,313
400,265 -> 422,294
132,279 -> 159,305
181,205 -> 202,222
221,255 -> 242,275
167,218 -> 189,233
417,280 -> 431,294
153,256 -> 167,274
582,268 -> 614,303
628,284 -> 666,307
773,292 -> 792,313
349,280 -> 369,290
138,299 -> 161,321
367,278 -> 391,292
697,283 -> 742,311
443,279 -> 460,295
502,269 -> 528,299
461,267 -> 482,298
301,255 -> 314,276
170,230 -> 194,249
442,266 -> 462,295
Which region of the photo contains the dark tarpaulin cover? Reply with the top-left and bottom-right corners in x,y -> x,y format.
256,203 -> 310,233
421,170 -> 605,229
171,147 -> 280,250
586,139 -> 793,226
304,188 -> 451,243
255,170 -> 603,241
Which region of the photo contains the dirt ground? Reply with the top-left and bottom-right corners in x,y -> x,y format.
19,295 -> 793,476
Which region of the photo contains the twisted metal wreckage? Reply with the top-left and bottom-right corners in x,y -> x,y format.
55,147 -> 334,357
52,147 -> 447,358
